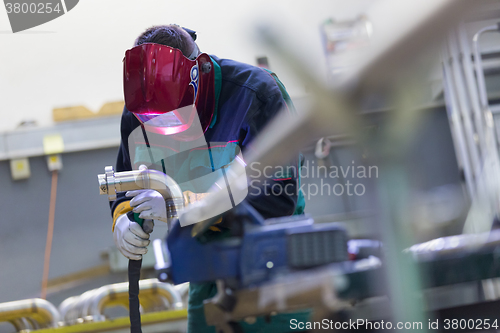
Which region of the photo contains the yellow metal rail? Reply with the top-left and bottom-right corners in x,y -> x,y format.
35,309 -> 188,333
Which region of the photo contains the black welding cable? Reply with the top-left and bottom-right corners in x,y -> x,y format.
129,259 -> 142,333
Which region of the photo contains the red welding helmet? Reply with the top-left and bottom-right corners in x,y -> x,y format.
123,43 -> 215,135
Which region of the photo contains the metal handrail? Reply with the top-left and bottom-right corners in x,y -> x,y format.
60,279 -> 183,324
0,298 -> 60,329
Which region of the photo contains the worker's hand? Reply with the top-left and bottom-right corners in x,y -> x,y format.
113,214 -> 152,260
127,189 -> 168,222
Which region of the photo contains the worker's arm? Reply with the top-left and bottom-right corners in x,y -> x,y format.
110,107 -> 141,226
240,91 -> 299,219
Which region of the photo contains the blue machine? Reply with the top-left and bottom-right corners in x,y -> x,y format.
156,202 -> 349,288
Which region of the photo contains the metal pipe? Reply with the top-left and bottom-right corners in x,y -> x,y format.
472,24 -> 499,110
0,298 -> 60,329
442,57 -> 476,197
62,289 -> 98,324
471,24 -> 500,169
25,317 -> 41,330
10,318 -> 32,331
59,279 -> 183,324
78,289 -> 101,323
88,279 -> 183,321
471,24 -> 500,162
447,35 -> 482,190
459,23 -> 500,234
457,24 -> 487,157
98,166 -> 184,223
58,296 -> 78,324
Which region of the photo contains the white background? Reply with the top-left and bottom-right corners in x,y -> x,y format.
0,0 -> 373,132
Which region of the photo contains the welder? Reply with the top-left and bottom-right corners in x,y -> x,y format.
110,24 -> 307,332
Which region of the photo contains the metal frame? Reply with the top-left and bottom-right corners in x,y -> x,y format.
176,1 -> 487,332
442,17 -> 500,236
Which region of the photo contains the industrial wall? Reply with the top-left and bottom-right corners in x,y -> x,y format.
0,147 -> 117,303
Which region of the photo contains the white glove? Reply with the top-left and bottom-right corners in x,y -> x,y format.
127,189 -> 168,222
113,214 -> 153,260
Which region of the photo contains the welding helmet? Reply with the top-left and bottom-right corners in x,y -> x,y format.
123,43 -> 215,136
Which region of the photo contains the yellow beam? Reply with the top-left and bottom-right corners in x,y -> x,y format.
53,101 -> 124,122
35,309 -> 188,333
